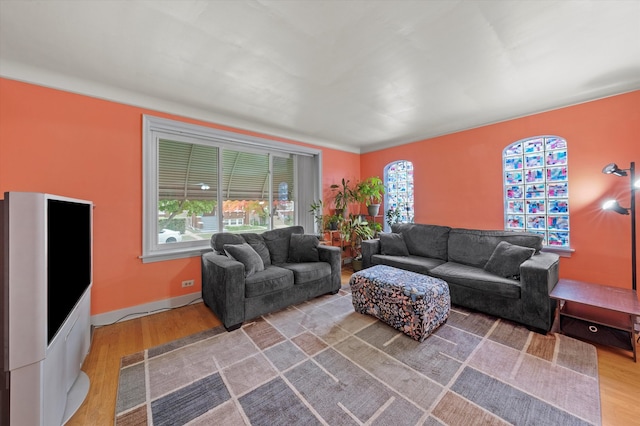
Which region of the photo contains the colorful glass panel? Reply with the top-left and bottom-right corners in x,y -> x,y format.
503,137 -> 570,248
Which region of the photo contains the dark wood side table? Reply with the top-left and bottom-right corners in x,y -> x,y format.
550,279 -> 639,362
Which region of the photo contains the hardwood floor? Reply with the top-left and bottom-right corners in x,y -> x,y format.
67,269 -> 640,425
67,302 -> 221,425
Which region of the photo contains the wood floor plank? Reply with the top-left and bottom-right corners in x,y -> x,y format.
595,343 -> 640,426
66,270 -> 640,425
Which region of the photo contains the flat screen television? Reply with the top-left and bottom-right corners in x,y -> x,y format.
1,192 -> 93,426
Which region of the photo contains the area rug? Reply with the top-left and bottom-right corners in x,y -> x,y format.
115,286 -> 601,425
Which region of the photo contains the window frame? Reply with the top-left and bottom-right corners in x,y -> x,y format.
383,160 -> 415,232
142,115 -> 321,263
502,135 -> 573,256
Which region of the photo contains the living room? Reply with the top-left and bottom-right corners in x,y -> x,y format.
2,72 -> 638,327
1,1 -> 639,425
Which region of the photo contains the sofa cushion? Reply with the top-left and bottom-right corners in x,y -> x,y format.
391,223 -> 451,260
288,234 -> 320,262
262,226 -> 305,264
484,241 -> 535,278
371,254 -> 445,275
280,262 -> 332,285
244,266 -> 294,297
223,243 -> 264,277
211,232 -> 245,254
447,228 -> 543,269
379,232 -> 409,256
242,233 -> 271,266
429,262 -> 522,299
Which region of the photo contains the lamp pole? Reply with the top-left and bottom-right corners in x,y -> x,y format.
631,161 -> 636,291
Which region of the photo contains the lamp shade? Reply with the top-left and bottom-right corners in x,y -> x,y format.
602,163 -> 627,177
602,199 -> 629,215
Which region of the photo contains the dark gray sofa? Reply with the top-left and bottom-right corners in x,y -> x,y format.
201,226 -> 341,331
361,223 -> 560,332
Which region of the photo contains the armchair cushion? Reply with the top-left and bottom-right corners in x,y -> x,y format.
224,243 -> 265,277
484,241 -> 535,278
288,234 -> 320,262
379,232 -> 410,256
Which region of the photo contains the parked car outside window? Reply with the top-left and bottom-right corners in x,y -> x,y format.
158,228 -> 182,243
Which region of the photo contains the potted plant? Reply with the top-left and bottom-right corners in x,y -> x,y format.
356,176 -> 385,217
330,178 -> 356,217
368,221 -> 382,238
325,214 -> 341,231
340,215 -> 375,271
308,200 -> 324,235
385,206 -> 401,229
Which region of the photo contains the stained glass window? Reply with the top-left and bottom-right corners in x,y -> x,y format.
384,160 -> 414,230
503,136 -> 570,248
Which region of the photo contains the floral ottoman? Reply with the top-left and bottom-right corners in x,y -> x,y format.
349,264 -> 450,342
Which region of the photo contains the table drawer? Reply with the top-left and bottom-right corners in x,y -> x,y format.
560,316 -> 632,351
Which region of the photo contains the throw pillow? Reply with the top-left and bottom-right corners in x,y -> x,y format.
484,241 -> 535,278
379,232 -> 410,256
211,233 -> 245,254
288,234 -> 320,262
224,243 -> 265,277
242,233 -> 272,266
249,241 -> 272,267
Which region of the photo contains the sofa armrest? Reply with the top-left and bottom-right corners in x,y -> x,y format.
519,252 -> 560,331
201,252 -> 246,329
318,244 -> 342,290
362,238 -> 380,269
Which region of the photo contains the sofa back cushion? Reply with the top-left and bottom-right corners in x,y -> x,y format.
448,228 -> 543,268
391,223 -> 451,261
379,232 -> 410,256
288,234 -> 320,262
262,226 -> 305,264
210,233 -> 245,254
242,233 -> 272,266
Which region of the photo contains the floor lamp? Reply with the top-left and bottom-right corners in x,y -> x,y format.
602,161 -> 638,291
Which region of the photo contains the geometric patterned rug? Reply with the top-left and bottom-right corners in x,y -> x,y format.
115,285 -> 601,425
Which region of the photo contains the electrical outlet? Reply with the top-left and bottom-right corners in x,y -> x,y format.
181,279 -> 195,288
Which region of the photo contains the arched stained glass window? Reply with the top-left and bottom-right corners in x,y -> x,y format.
503,136 -> 570,248
384,160 -> 414,231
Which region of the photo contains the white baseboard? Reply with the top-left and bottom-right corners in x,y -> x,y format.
90,292 -> 202,327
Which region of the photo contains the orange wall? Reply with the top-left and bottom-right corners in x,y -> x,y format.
1,78 -> 637,316
361,90 -> 640,288
0,78 -> 358,315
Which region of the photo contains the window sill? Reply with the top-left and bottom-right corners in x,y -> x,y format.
140,247 -> 211,263
541,246 -> 574,258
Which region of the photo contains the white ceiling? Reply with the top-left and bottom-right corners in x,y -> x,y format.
1,1 -> 639,153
